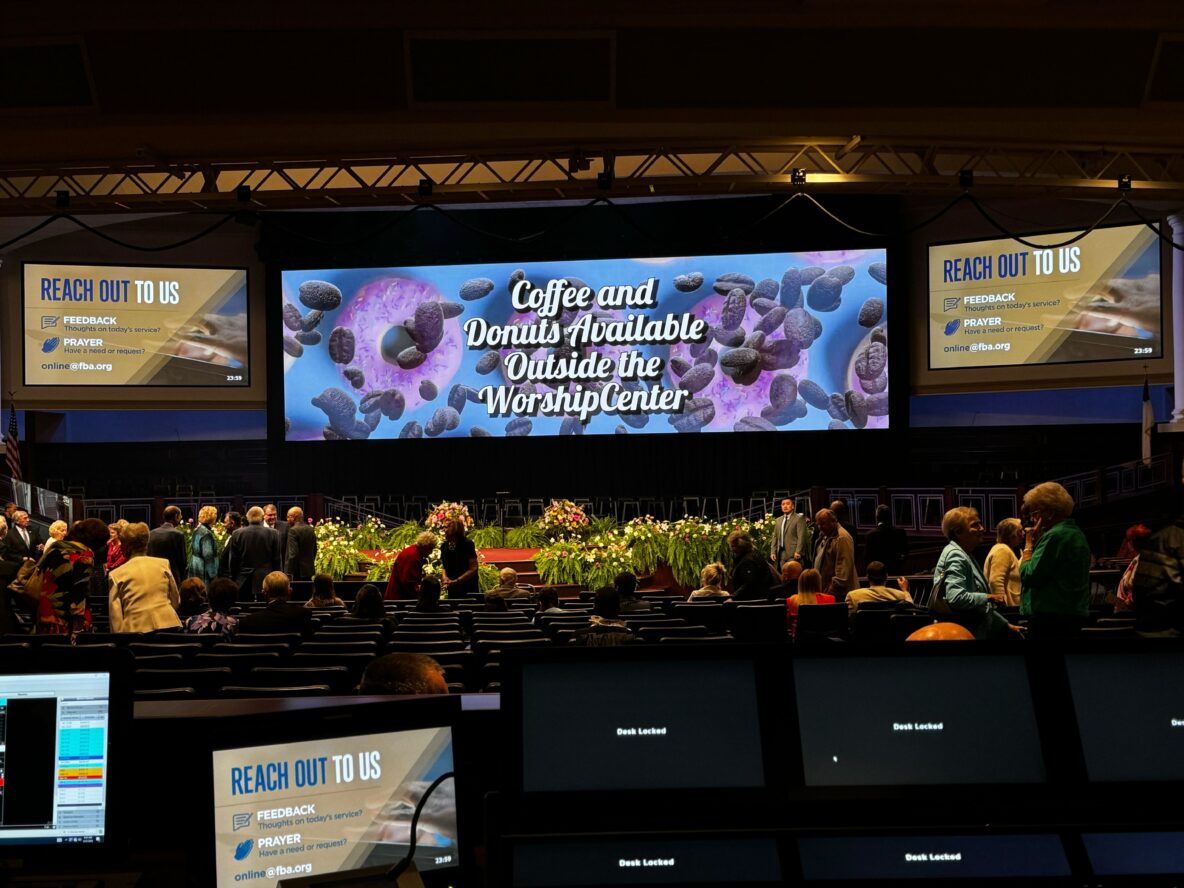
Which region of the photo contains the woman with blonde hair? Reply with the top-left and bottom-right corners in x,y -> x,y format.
1019,481 -> 1092,637
689,562 -> 730,600
108,522 -> 182,633
106,519 -> 129,572
786,568 -> 835,638
984,517 -> 1023,608
189,505 -> 220,584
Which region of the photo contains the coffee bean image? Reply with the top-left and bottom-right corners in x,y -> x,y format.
759,338 -> 801,371
439,301 -> 464,319
712,326 -> 745,348
517,382 -> 537,397
871,325 -> 887,345
690,338 -> 711,358
560,416 -> 584,436
411,302 -> 444,353
828,420 -> 848,430
719,288 -> 748,331
343,367 -> 365,389
295,330 -> 322,346
379,389 -> 406,421
282,304 -> 302,331
780,268 -> 803,309
301,310 -> 324,332
508,269 -> 525,292
615,425 -> 629,434
669,397 -> 715,432
425,407 -> 456,437
735,416 -> 778,432
799,267 -> 825,285
756,305 -> 788,335
769,373 -> 799,409
858,298 -> 884,327
678,363 -> 715,394
761,403 -> 799,425
323,426 -> 345,440
752,278 -> 779,304
695,348 -> 718,368
299,280 -> 342,311
855,341 -> 887,379
283,336 -> 304,358
798,379 -> 830,409
806,275 -> 843,312
363,409 -> 381,431
460,278 -> 495,301
720,347 -> 761,385
869,261 -> 887,285
860,370 -> 888,394
828,265 -> 856,285
476,351 -> 501,374
620,411 -> 650,430
328,327 -> 356,364
742,331 -> 766,351
448,384 -> 469,414
827,393 -> 850,421
400,421 -> 423,439
312,387 -> 356,429
670,357 -> 691,377
712,272 -> 755,296
470,426 -> 492,437
419,380 -> 438,400
788,397 -> 809,419
866,393 -> 889,416
751,297 -> 778,316
783,308 -> 821,348
359,391 -> 384,413
846,390 -> 869,428
674,272 -> 704,292
506,417 -> 533,436
396,347 -> 426,369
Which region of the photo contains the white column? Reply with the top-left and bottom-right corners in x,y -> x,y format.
1171,213 -> 1184,421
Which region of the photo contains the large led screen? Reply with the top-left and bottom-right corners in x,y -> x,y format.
928,223 -> 1160,370
281,250 -> 889,440
23,263 -> 249,386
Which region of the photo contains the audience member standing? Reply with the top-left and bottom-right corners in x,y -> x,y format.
108,521 -> 183,633
813,509 -> 858,599
228,506 -> 281,600
1019,482 -> 1092,637
264,503 -> 289,566
33,518 -> 108,637
386,532 -> 437,600
770,498 -> 807,570
830,499 -> 860,570
189,506 -> 220,584
1,509 -> 42,564
217,511 -> 243,577
148,505 -> 187,583
984,517 -> 1023,608
284,507 -> 317,579
864,504 -> 909,575
934,507 -> 1008,640
440,519 -> 479,599
1131,515 -> 1184,635
106,520 -> 129,573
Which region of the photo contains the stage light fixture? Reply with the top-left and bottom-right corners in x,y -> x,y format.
790,168 -> 807,186
596,170 -> 613,189
235,185 -> 251,203
418,178 -> 433,197
55,190 -> 70,209
1117,174 -> 1132,191
959,169 -> 974,189
835,134 -> 862,160
568,152 -> 591,173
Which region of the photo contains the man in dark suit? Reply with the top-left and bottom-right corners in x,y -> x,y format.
148,505 -> 187,582
229,506 -> 281,600
1,509 -> 43,564
217,511 -> 243,578
284,506 -> 317,580
264,503 -> 289,569
235,571 -> 313,635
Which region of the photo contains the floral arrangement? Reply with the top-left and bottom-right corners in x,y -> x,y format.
425,501 -> 473,534
351,515 -> 390,551
365,549 -> 399,582
533,539 -> 590,586
538,499 -> 590,540
620,516 -> 669,575
314,518 -> 363,578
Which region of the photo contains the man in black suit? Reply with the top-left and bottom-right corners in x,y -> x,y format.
217,511 -> 243,578
148,505 -> 187,582
1,509 -> 43,565
284,506 -> 317,580
235,571 -> 313,635
264,503 -> 289,569
229,506 -> 281,600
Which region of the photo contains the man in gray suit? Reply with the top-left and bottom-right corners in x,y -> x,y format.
770,497 -> 807,569
284,506 -> 317,580
229,506 -> 281,600
148,505 -> 187,583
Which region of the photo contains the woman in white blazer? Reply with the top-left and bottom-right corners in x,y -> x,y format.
108,522 -> 183,633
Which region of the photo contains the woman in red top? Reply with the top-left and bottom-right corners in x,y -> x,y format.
385,531 -> 438,600
786,567 -> 835,638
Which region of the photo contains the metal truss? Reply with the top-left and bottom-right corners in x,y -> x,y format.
2,140 -> 1183,214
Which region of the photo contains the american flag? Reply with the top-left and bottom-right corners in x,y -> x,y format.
3,404 -> 20,481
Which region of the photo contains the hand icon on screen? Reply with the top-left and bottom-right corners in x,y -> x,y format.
1079,275 -> 1160,337
178,312 -> 249,365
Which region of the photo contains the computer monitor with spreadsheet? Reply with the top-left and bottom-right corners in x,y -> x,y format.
0,670 -> 115,849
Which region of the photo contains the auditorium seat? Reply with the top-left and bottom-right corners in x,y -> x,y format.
391,630 -> 463,645
732,604 -> 791,643
1080,625 -> 1137,638
299,640 -> 380,655
473,637 -> 551,657
234,633 -> 303,647
133,687 -> 197,700
316,622 -> 388,634
154,631 -> 221,648
658,634 -> 735,644
128,654 -> 186,669
472,628 -> 546,642
134,667 -> 232,697
221,685 -> 332,698
288,652 -> 373,683
386,640 -> 469,656
671,603 -> 729,634
310,631 -> 384,645
793,603 -> 849,643
850,608 -> 897,643
194,651 -> 284,675
212,643 -> 292,657
637,625 -> 721,643
889,612 -> 937,641
75,633 -> 131,646
248,666 -> 354,694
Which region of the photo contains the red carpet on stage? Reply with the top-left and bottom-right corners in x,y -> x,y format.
479,548 -> 539,564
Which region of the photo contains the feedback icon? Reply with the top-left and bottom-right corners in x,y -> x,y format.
41,316 -> 58,329
943,297 -> 960,312
234,839 -> 254,861
232,813 -> 251,831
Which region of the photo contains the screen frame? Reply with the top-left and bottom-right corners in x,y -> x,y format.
20,259 -> 252,389
924,220 -> 1165,374
204,695 -> 466,888
0,646 -> 133,865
